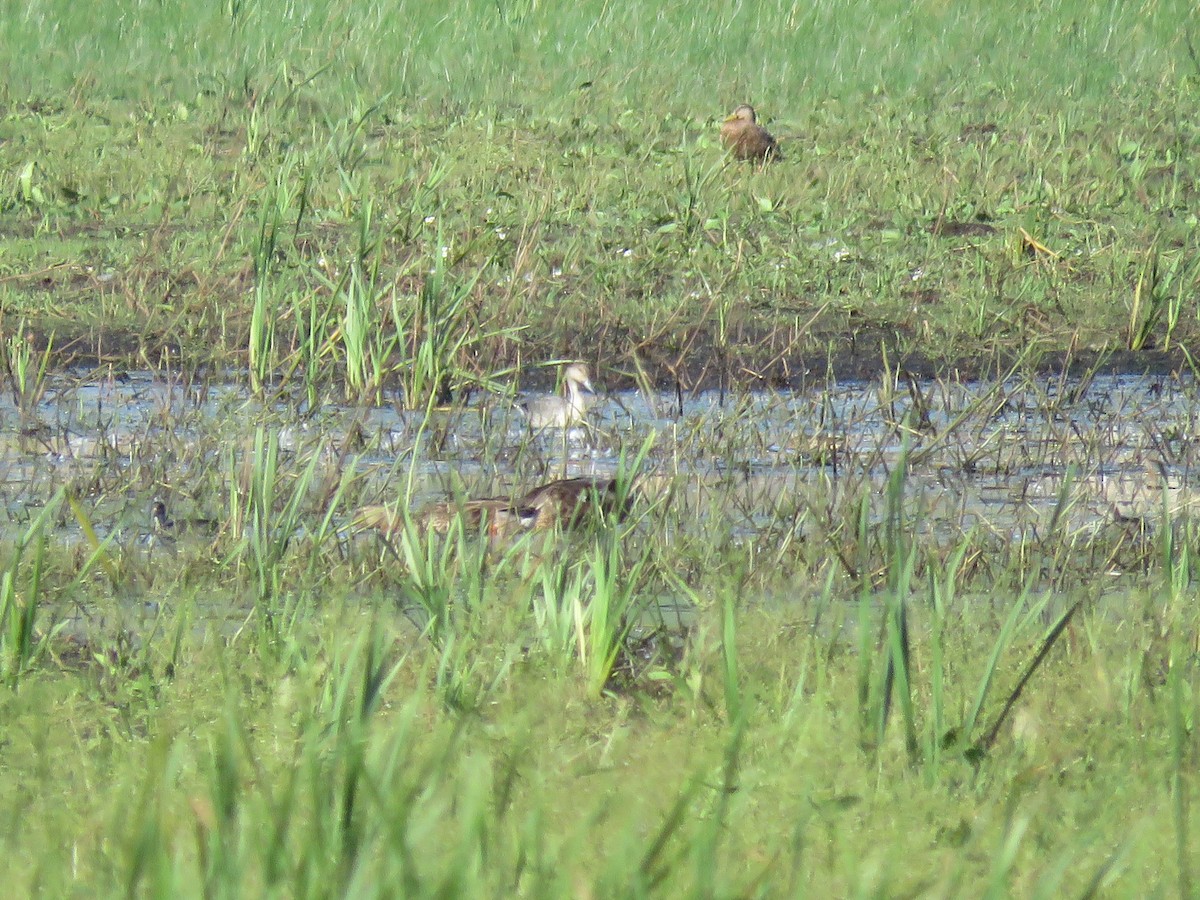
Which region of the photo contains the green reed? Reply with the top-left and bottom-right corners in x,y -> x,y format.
0,320 -> 52,418
0,489 -> 62,685
720,590 -> 741,725
323,198 -> 391,401
388,511 -> 460,646
530,550 -> 585,671
335,253 -> 396,402
237,426 -> 322,613
400,245 -> 520,411
1169,639 -> 1193,896
579,527 -> 649,698
248,200 -> 281,394
298,287 -> 336,408
1159,490 -> 1195,607
1128,247 -> 1193,352
925,533 -> 973,775
693,716 -> 747,897
583,538 -> 629,700
522,455 -> 659,693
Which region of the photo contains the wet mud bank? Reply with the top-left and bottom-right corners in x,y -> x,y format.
16,321 -> 1197,396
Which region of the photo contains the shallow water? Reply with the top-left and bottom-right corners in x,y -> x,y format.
2,368 -> 1197,553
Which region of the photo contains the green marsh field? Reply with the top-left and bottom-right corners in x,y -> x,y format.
3,1 -> 1200,896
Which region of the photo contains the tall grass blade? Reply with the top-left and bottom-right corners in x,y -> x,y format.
1,488 -> 65,685
1170,642 -> 1193,897
66,491 -> 120,584
721,591 -> 741,724
974,596 -> 1085,754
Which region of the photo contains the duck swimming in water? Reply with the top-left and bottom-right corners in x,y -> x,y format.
523,363 -> 596,430
518,476 -> 629,530
354,498 -> 538,548
150,499 -> 218,534
353,475 -> 630,548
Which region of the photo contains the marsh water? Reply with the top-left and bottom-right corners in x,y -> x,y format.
5,368 -> 1197,550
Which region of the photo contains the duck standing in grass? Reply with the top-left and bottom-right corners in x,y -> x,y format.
145,498 -> 219,551
720,104 -> 781,162
523,363 -> 596,430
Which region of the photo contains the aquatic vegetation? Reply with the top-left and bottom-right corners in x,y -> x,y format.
0,492 -> 62,685
0,323 -> 52,420
0,362 -> 1192,894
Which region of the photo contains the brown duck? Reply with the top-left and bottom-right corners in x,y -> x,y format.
518,477 -> 629,530
353,477 -> 629,547
720,104 -> 781,162
354,498 -> 536,548
150,499 -> 218,535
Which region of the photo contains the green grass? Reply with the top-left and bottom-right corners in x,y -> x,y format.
0,0 -> 1186,110
2,579 -> 1197,896
1,2 -> 1199,894
0,401 -> 1192,896
0,0 -> 1197,384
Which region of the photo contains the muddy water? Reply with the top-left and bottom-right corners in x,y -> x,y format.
2,369 -> 1197,554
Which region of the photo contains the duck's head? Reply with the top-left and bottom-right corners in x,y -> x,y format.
725,104 -> 758,124
150,499 -> 171,529
563,363 -> 595,394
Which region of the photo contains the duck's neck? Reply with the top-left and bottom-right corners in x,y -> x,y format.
565,382 -> 589,416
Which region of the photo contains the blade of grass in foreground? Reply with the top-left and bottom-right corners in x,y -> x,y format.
721,590 -> 741,724
1170,641 -> 1193,898
66,490 -> 119,584
973,595 -> 1085,756
1,488 -> 65,685
583,529 -> 650,698
926,531 -> 974,775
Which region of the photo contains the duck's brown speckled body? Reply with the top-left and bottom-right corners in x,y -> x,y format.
353,477 -> 629,549
518,477 -> 629,530
720,105 -> 781,162
354,498 -> 535,548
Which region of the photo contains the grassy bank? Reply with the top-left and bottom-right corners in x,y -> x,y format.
2,561 -> 1197,895
1,0 -> 1197,390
